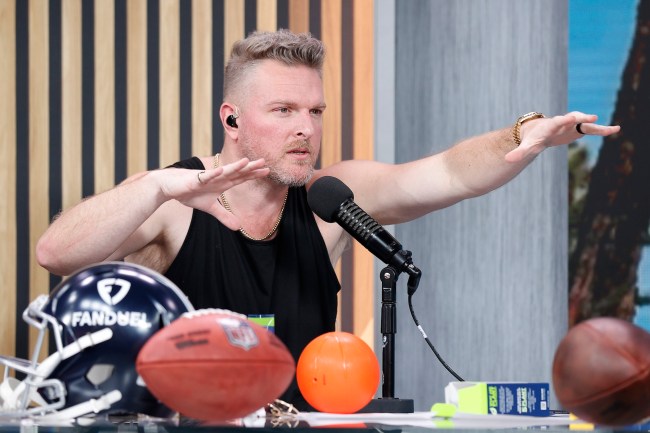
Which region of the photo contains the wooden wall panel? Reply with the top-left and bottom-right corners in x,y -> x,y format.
257,0 -> 276,31
127,0 -> 147,176
62,0 -> 82,211
351,0 -> 374,343
28,0 -> 50,350
159,0 -> 180,167
94,0 -> 115,193
320,0 -> 342,167
192,0 -> 212,157
0,0 -> 17,357
1,0 -> 375,358
320,0 -> 344,333
288,0 -> 309,33
224,0 -> 244,65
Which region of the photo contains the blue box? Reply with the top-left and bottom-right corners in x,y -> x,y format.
445,381 -> 550,417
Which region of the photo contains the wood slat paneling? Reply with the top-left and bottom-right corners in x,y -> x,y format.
0,0 -> 17,357
224,0 -> 245,65
0,0 -> 377,358
94,0 -> 115,193
320,0 -> 342,167
127,0 -> 148,176
28,0 -> 50,350
319,0 -> 346,335
351,0 -> 375,343
192,0 -> 212,158
159,0 -> 180,167
256,0 -> 276,31
62,0 -> 82,211
288,0 -> 309,33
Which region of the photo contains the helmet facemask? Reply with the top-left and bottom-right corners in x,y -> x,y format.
0,262 -> 193,424
1,295 -> 120,422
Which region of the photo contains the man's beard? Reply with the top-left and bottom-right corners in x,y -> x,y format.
241,138 -> 316,187
268,163 -> 314,187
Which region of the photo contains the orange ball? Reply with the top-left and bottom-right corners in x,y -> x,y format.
297,331 -> 380,413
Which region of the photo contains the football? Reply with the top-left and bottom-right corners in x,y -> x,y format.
136,308 -> 295,422
552,317 -> 650,426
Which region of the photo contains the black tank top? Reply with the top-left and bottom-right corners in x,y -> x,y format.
165,157 -> 341,409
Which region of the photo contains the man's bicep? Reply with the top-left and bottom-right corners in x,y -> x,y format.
109,200 -> 186,268
317,157 -> 459,225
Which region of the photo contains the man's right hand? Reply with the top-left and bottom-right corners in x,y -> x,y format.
157,158 -> 269,231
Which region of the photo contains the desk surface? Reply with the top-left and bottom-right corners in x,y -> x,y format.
0,411 -> 644,433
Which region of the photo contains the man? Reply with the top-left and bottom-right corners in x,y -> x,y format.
36,30 -> 619,410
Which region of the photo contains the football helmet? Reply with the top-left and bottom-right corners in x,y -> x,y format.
0,262 -> 194,422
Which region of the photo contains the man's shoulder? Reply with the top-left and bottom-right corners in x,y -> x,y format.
307,160 -> 379,192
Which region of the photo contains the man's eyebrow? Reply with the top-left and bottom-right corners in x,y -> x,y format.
266,100 -> 327,109
266,100 -> 296,107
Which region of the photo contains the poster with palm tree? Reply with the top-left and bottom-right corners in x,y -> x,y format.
569,0 -> 650,329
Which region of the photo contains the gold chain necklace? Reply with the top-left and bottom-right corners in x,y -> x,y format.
214,153 -> 288,241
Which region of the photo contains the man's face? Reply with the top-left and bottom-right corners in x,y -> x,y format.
236,60 -> 326,187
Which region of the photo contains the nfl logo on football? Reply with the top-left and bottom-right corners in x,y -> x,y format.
223,319 -> 259,351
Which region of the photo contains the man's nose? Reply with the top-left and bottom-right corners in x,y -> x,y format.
295,112 -> 315,138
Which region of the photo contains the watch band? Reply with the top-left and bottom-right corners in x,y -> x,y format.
512,112 -> 545,146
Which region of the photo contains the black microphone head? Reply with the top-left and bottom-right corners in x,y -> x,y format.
307,176 -> 354,223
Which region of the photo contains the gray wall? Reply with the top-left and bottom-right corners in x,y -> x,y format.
375,0 -> 569,411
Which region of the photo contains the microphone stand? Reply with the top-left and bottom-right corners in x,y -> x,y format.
358,250 -> 421,413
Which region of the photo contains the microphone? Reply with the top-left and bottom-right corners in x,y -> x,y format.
307,176 -> 421,291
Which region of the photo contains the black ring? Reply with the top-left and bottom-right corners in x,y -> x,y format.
576,123 -> 585,134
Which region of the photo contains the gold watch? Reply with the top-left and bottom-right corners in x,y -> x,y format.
512,112 -> 545,146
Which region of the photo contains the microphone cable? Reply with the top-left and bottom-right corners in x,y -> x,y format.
408,290 -> 574,415
407,292 -> 465,382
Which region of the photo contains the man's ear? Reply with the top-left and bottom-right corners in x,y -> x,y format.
220,103 -> 240,137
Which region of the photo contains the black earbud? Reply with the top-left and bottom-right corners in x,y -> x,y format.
226,114 -> 238,128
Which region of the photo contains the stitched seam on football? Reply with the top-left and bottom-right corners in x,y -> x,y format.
561,367 -> 650,406
587,323 -> 643,366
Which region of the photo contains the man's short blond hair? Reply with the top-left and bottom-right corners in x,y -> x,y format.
224,29 -> 325,101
